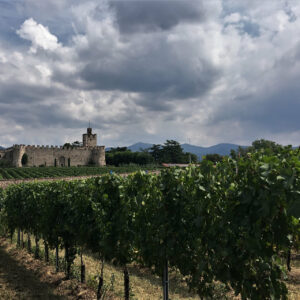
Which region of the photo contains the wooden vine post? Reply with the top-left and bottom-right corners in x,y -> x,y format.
55,244 -> 59,272
44,241 -> 49,263
162,259 -> 169,300
80,251 -> 85,283
124,265 -> 130,300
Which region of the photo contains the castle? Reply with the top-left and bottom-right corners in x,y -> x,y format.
0,128 -> 106,167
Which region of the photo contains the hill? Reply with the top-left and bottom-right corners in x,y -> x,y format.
125,142 -> 247,160
105,142 -> 153,152
181,143 -> 247,160
0,146 -> 5,150
127,142 -> 153,152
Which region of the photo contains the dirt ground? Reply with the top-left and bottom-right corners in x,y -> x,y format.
0,237 -> 299,299
0,238 -> 96,300
286,266 -> 300,299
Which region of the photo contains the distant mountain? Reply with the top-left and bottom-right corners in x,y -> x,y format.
0,146 -> 5,150
181,143 -> 247,160
123,142 -> 247,160
127,142 -> 153,152
105,142 -> 152,152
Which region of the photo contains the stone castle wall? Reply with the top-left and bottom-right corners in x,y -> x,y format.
0,150 -> 5,159
0,128 -> 106,167
8,145 -> 106,167
0,147 -> 14,165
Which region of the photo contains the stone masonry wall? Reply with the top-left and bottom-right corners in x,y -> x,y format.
0,148 -> 14,165
1,128 -> 106,167
8,145 -> 106,167
83,133 -> 97,147
0,150 -> 5,159
92,147 -> 106,166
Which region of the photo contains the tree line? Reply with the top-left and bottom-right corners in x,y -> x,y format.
107,138 -> 294,166
106,140 -> 197,166
203,139 -> 298,163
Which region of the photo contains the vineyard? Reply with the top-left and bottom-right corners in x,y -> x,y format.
0,148 -> 299,299
0,165 -> 159,180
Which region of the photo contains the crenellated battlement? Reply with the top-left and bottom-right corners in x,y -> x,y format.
7,128 -> 105,167
12,144 -> 105,150
12,144 -> 26,149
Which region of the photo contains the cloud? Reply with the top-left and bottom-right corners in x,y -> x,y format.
109,0 -> 206,33
17,18 -> 61,53
79,29 -> 220,98
209,53 -> 300,135
0,1 -> 300,148
224,13 -> 260,37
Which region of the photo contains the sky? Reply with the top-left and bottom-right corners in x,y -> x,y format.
0,0 -> 299,148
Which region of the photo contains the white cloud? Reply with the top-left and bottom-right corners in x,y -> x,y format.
17,18 -> 61,53
224,12 -> 241,23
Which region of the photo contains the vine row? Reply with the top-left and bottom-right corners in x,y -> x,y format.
0,148 -> 299,299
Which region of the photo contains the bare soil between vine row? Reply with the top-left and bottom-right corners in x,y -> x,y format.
0,238 -> 97,299
0,236 -> 299,300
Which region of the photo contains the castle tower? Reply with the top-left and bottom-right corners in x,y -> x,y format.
12,145 -> 26,167
82,127 -> 97,147
92,147 -> 106,166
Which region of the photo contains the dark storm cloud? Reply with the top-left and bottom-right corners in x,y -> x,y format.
244,86 -> 300,133
0,82 -> 66,104
0,101 -> 85,129
81,60 -> 218,94
79,38 -> 219,102
209,81 -> 300,134
132,93 -> 173,111
108,0 -> 205,33
80,57 -> 219,103
209,35 -> 300,136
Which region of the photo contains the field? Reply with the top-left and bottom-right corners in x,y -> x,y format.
0,165 -> 160,180
0,148 -> 299,299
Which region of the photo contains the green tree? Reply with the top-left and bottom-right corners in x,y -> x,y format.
251,139 -> 283,153
161,140 -> 185,163
106,150 -> 154,166
148,140 -> 197,163
163,140 -> 182,161
72,141 -> 82,147
63,143 -> 72,149
107,147 -> 129,153
149,144 -> 162,162
231,139 -> 284,158
203,153 -> 223,163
